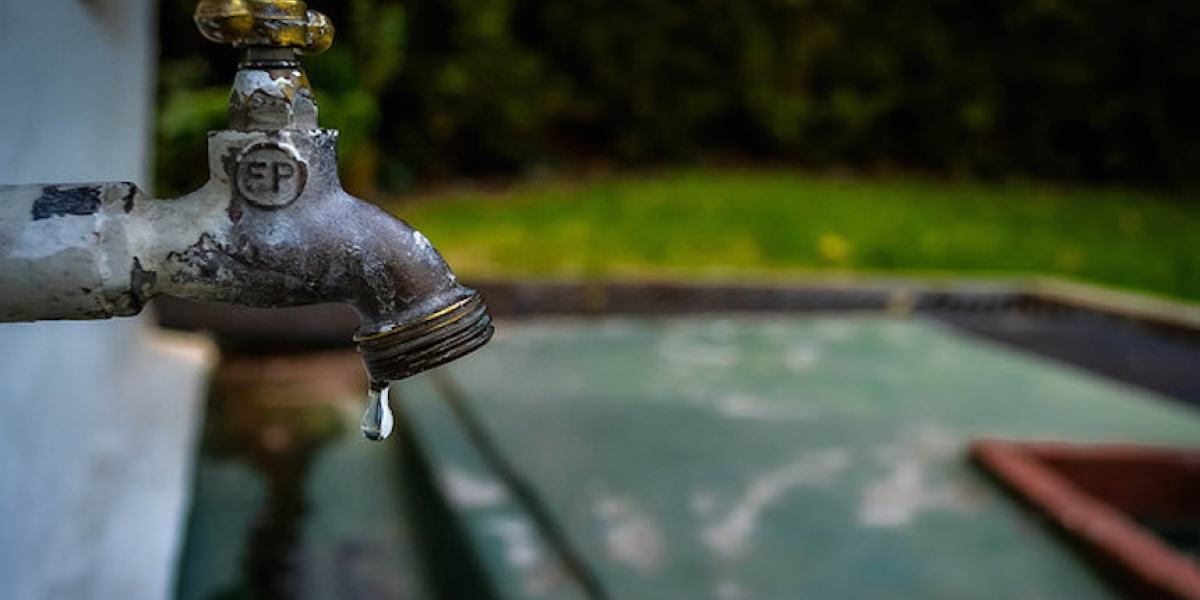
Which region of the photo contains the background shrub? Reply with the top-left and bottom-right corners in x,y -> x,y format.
157,0 -> 1200,195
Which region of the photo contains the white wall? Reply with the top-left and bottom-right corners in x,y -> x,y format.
0,2 -> 211,600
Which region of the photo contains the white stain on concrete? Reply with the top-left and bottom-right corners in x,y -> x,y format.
858,460 -> 962,527
594,496 -> 665,573
857,426 -> 977,528
441,467 -> 509,509
702,449 -> 850,559
484,516 -> 574,597
783,345 -> 820,371
814,320 -> 854,342
716,393 -> 815,421
657,331 -> 738,369
671,344 -> 737,368
714,579 -> 748,600
486,517 -> 542,570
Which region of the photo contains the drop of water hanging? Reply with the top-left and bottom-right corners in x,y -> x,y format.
361,384 -> 394,442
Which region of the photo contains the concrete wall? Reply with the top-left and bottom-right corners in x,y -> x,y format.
0,2 -> 211,600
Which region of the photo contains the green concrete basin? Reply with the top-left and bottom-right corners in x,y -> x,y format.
175,316 -> 1200,600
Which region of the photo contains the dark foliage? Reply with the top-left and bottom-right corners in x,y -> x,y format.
158,0 -> 1200,192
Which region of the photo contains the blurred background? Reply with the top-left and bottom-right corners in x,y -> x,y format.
156,0 -> 1200,299
3,3 -> 1198,600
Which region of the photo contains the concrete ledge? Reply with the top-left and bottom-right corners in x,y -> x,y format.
153,275 -> 1200,341
1026,277 -> 1200,334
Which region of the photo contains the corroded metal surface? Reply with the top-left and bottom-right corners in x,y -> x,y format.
0,127 -> 491,383
229,61 -> 318,131
194,0 -> 333,55
0,1 -> 491,385
356,293 -> 493,383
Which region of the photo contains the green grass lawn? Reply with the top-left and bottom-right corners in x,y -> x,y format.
384,169 -> 1200,302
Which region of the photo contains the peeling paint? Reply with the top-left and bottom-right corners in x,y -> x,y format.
594,496 -> 665,573
121,184 -> 137,213
235,70 -> 294,100
701,449 -> 850,559
129,257 -> 157,307
229,68 -> 317,131
32,185 -> 101,220
167,233 -> 225,281
10,216 -> 97,260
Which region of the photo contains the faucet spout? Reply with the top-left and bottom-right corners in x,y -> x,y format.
0,127 -> 492,384
153,128 -> 492,385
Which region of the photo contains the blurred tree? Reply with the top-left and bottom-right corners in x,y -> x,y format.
157,0 -> 1200,191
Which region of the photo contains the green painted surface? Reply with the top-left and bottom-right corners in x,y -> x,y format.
397,316 -> 1200,600
397,375 -> 592,600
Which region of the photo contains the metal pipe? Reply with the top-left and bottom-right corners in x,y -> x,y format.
0,181 -> 152,321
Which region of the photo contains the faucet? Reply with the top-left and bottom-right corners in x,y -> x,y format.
0,0 -> 492,414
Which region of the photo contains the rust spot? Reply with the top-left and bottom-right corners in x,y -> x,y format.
130,257 -> 157,306
228,197 -> 245,223
168,234 -> 224,281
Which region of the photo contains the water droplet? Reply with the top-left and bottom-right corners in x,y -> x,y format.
361,384 -> 394,442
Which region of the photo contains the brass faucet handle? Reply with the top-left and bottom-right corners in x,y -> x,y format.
195,0 -> 334,56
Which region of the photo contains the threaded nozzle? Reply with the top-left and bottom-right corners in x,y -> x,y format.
355,291 -> 493,385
